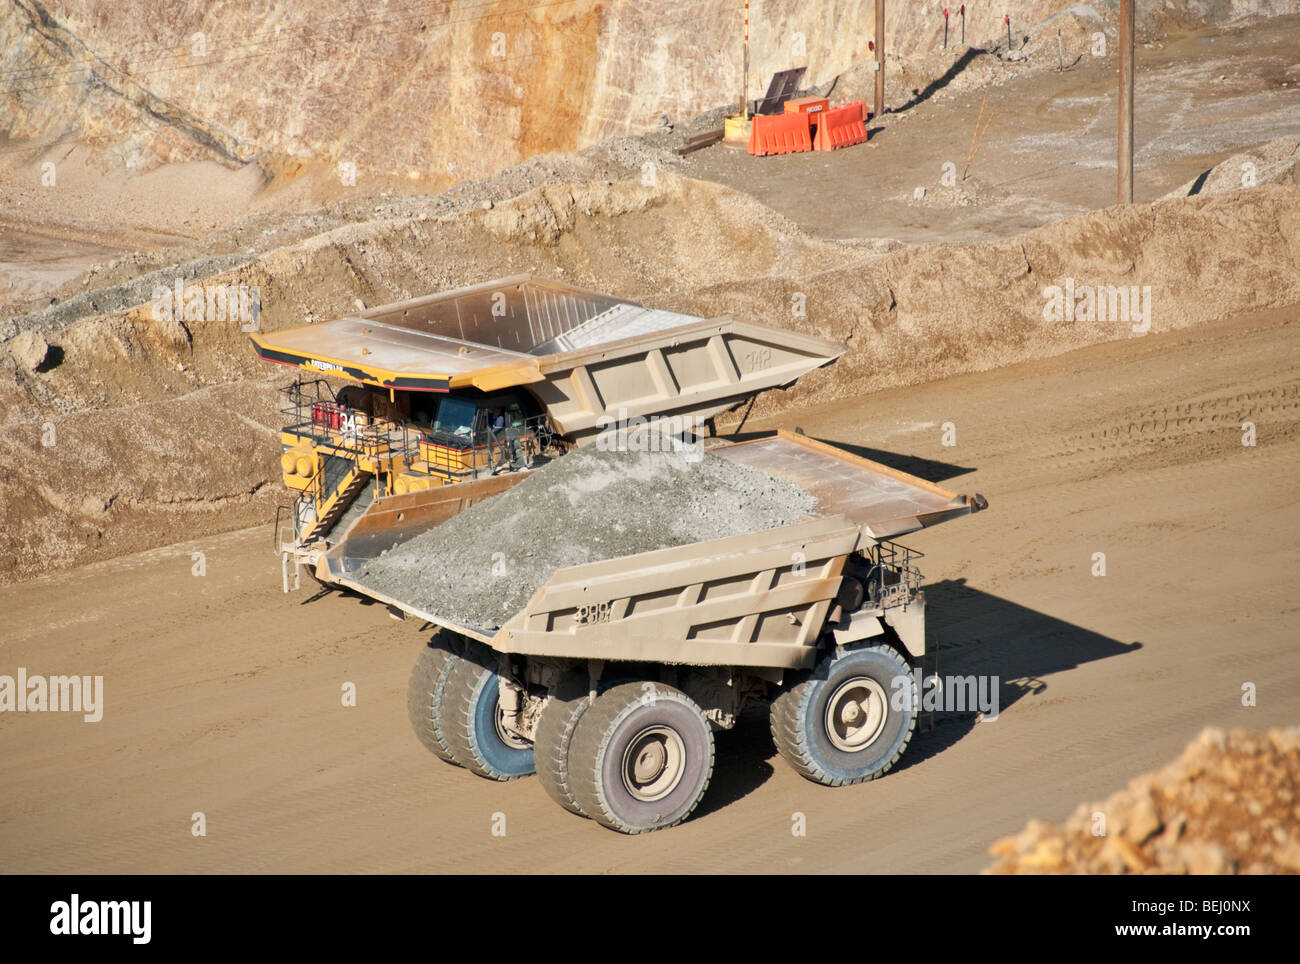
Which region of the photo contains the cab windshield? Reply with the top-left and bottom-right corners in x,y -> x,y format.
433,396 -> 477,438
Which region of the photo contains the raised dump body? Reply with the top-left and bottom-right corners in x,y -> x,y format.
251,274 -> 843,439
252,275 -> 843,564
342,429 -> 986,833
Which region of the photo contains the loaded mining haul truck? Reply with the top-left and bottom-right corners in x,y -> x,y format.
251,275 -> 988,833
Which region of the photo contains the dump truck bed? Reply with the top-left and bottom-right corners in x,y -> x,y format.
324,431 -> 983,664
713,431 -> 976,540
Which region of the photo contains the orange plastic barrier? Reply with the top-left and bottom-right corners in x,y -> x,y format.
784,96 -> 829,116
814,101 -> 868,151
748,112 -> 812,156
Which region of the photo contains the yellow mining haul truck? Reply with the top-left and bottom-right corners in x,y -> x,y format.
250,275 -> 845,586
253,275 -> 989,833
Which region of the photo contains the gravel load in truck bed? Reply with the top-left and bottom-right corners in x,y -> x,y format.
353,445 -> 819,632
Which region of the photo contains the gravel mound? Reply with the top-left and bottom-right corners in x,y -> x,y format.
986,727 -> 1300,874
354,446 -> 819,632
1162,135 -> 1300,200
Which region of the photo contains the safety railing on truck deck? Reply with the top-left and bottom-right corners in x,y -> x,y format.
278,378 -> 337,444
419,411 -> 561,481
862,540 -> 925,612
279,379 -> 420,466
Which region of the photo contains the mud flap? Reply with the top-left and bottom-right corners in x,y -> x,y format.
920,642 -> 940,735
884,594 -> 931,731
883,592 -> 926,659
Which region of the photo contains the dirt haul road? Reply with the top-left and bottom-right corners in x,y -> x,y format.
1,305 -> 1296,874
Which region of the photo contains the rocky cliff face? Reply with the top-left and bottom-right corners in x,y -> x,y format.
9,0 -> 1292,192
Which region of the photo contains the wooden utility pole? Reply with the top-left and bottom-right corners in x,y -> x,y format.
742,2 -> 750,120
874,0 -> 885,120
1118,0 -> 1134,203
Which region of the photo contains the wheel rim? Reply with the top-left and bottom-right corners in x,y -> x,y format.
620,725 -> 686,802
824,676 -> 888,752
494,703 -> 531,750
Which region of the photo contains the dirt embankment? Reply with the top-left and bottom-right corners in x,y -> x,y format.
986,727 -> 1300,874
1,171 -> 1298,585
662,182 -> 1300,423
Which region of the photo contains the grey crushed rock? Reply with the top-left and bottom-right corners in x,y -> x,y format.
353,446 -> 819,632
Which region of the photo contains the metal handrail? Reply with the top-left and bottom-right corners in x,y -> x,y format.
416,411 -> 555,480
283,401 -> 421,467
272,503 -> 300,551
863,540 -> 925,612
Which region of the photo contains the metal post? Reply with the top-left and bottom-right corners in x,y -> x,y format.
874,0 -> 885,120
742,1 -> 750,120
1118,0 -> 1135,204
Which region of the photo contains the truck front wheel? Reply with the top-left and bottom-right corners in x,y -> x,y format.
568,682 -> 714,833
770,643 -> 917,786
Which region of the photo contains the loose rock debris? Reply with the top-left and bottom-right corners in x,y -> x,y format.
986,727 -> 1300,874
354,446 -> 819,631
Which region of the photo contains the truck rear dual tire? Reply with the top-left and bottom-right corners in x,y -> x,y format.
406,637 -> 462,766
533,677 -> 593,816
569,682 -> 714,834
442,656 -> 536,781
770,643 -> 917,786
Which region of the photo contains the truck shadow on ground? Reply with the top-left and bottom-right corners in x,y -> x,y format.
695,705 -> 777,820
724,431 -> 976,483
881,577 -> 1141,774
698,578 -> 1142,812
824,439 -> 976,484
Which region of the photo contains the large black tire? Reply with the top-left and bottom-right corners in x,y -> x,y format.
770,643 -> 917,786
569,682 -> 714,834
533,676 -> 593,816
442,656 -> 536,781
406,637 -> 462,766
